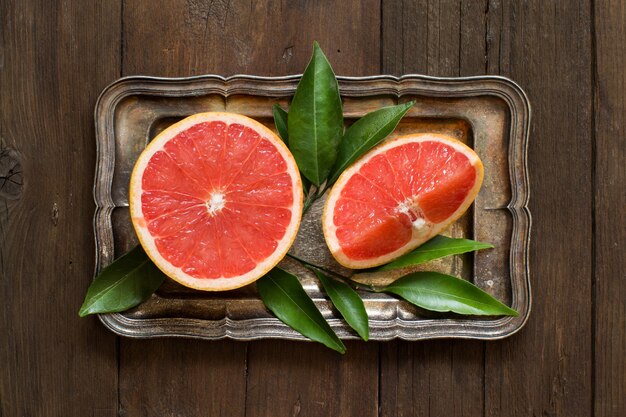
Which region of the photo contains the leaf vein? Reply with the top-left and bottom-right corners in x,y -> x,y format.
390,285 -> 500,310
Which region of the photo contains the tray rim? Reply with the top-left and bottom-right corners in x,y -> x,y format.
93,73 -> 532,342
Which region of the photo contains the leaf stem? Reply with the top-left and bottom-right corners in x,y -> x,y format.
285,253 -> 376,292
302,195 -> 316,214
286,252 -> 341,275
301,182 -> 329,215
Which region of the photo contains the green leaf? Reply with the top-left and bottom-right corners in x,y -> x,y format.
257,268 -> 346,353
314,270 -> 369,341
272,104 -> 312,195
380,271 -> 518,316
379,235 -> 494,271
79,246 -> 166,317
272,104 -> 289,143
328,101 -> 415,184
287,42 -> 344,186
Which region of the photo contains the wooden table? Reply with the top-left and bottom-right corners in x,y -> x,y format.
1,1 -> 624,416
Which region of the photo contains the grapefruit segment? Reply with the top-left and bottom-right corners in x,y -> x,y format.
130,112 -> 303,291
323,133 -> 483,269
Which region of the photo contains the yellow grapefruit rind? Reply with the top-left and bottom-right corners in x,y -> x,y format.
322,133 -> 484,269
129,112 -> 303,291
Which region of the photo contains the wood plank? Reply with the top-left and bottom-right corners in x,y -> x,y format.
120,1 -> 381,416
0,0 -> 121,416
380,1 -> 488,416
123,0 -> 381,77
382,0 -> 428,75
484,1 -> 594,416
245,341 -> 378,417
380,340 -> 484,417
593,1 -> 626,415
119,340 -> 247,416
383,0 -> 488,76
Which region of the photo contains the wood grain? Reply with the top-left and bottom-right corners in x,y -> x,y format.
245,341 -> 378,417
593,1 -> 626,415
0,0 -> 121,416
380,340 -> 484,417
380,1 -> 488,416
120,339 -> 247,417
484,1 -> 594,417
123,0 -> 381,77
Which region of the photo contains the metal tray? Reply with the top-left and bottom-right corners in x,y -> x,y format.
94,74 -> 531,341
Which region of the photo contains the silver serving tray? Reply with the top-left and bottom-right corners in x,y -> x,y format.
94,74 -> 531,341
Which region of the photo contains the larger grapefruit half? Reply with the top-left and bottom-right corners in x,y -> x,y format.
323,133 -> 484,269
130,112 -> 303,291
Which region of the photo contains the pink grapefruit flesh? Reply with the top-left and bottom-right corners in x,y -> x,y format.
323,133 -> 484,269
130,112 -> 303,291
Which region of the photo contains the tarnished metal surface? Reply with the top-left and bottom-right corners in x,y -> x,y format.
94,74 -> 531,341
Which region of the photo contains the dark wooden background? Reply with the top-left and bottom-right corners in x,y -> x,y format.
1,1 -> 624,416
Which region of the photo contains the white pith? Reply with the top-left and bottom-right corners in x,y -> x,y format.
323,133 -> 483,269
206,192 -> 225,215
130,112 -> 303,291
394,197 -> 431,229
411,217 -> 428,231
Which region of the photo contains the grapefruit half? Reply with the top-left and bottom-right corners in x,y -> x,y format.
129,112 -> 303,291
323,133 -> 484,269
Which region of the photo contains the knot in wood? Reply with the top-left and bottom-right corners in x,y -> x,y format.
0,147 -> 24,200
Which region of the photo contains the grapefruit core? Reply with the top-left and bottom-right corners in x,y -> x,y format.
323,133 -> 484,269
129,112 -> 303,291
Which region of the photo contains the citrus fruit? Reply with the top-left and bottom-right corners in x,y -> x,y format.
323,133 -> 484,269
129,112 -> 303,291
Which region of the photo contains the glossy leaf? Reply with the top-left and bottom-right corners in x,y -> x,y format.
272,104 -> 289,143
380,271 -> 518,316
273,104 -> 311,194
257,268 -> 346,353
79,246 -> 166,317
379,235 -> 494,271
287,42 -> 343,186
328,101 -> 415,184
314,270 -> 369,341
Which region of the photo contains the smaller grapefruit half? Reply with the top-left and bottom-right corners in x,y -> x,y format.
323,133 -> 484,269
130,112 -> 303,291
